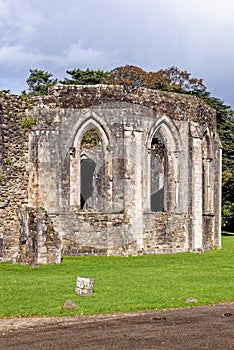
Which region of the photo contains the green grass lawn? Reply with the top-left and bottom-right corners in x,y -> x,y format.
0,234 -> 234,318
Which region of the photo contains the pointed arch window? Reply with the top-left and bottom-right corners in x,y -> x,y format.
70,119 -> 111,212
150,131 -> 165,212
147,117 -> 181,213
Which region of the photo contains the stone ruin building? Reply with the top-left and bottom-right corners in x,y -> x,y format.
0,85 -> 222,265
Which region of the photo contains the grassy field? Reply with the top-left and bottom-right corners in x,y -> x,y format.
0,234 -> 234,318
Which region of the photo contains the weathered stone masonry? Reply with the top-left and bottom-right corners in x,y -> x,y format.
0,85 -> 222,264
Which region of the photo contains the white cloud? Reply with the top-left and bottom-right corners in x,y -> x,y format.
60,43 -> 112,68
0,0 -> 43,45
0,0 -> 233,106
0,45 -> 47,68
0,42 -> 111,70
0,42 -> 113,93
0,0 -> 11,18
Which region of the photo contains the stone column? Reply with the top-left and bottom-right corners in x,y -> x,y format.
146,149 -> 152,211
190,136 -> 203,251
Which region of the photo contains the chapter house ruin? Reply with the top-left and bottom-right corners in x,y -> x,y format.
0,85 -> 222,264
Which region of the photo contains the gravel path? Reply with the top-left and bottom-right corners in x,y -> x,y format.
0,303 -> 233,349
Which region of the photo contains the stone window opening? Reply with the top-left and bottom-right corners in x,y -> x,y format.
150,132 -> 165,212
70,119 -> 112,212
79,128 -> 104,210
80,155 -> 96,209
147,118 -> 181,214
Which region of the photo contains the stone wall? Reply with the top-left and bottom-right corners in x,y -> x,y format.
0,93 -> 29,261
60,212 -> 129,256
143,212 -> 189,254
48,85 -> 216,128
0,92 -> 60,263
17,207 -> 61,265
0,85 -> 222,264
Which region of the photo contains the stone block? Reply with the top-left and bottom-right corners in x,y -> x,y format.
76,276 -> 95,296
62,299 -> 79,310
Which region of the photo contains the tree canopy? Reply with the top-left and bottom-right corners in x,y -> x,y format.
22,69 -> 57,95
102,65 -> 207,95
59,68 -> 109,85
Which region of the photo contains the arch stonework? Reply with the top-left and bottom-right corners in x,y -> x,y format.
0,85 -> 222,264
70,116 -> 112,210
146,116 -> 181,213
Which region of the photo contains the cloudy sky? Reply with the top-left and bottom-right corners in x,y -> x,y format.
0,0 -> 233,108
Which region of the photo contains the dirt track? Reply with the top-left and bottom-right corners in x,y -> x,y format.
0,303 -> 233,349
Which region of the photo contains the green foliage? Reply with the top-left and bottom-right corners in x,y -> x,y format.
81,128 -> 100,146
0,89 -> 10,94
24,69 -> 57,96
154,66 -> 207,95
151,133 -> 165,157
60,68 -> 109,85
0,235 -> 233,317
21,116 -> 35,130
222,201 -> 234,228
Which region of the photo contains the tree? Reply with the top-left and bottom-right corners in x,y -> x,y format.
103,65 -> 174,91
103,65 -> 149,90
24,69 -> 57,95
103,65 -> 207,95
0,89 -> 10,94
154,66 -> 207,95
60,68 -> 109,85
